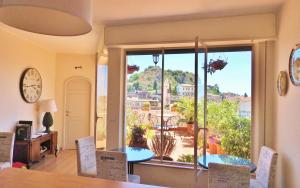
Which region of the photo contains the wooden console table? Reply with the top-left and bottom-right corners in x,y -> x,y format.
13,131 -> 58,168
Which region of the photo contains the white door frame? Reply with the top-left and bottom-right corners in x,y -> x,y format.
63,76 -> 91,149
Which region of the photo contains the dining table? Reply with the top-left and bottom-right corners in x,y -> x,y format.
112,147 -> 155,174
197,154 -> 257,173
0,168 -> 165,188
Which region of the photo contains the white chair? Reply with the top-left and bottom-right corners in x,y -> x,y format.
208,163 -> 250,188
250,146 -> 278,188
0,132 -> 15,170
75,136 -> 97,177
96,150 -> 140,184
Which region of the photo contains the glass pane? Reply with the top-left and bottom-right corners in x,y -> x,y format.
163,53 -> 195,163
126,53 -> 162,159
197,52 -> 205,159
205,51 -> 252,159
96,64 -> 108,149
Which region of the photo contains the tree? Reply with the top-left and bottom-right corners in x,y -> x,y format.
175,97 -> 195,123
133,82 -> 140,91
207,84 -> 220,95
153,80 -> 158,94
197,99 -> 251,159
171,84 -> 178,95
128,73 -> 140,82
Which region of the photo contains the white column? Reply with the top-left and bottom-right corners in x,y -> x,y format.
106,48 -> 125,150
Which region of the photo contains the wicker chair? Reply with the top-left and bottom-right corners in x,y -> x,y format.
75,136 -> 97,177
250,146 -> 278,188
0,132 -> 15,170
96,150 -> 140,183
208,163 -> 250,188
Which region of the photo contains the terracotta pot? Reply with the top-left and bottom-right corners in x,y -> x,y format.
209,143 -> 217,154
216,144 -> 225,154
186,123 -> 194,135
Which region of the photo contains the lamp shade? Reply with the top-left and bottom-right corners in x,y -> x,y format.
0,0 -> 92,36
38,99 -> 57,112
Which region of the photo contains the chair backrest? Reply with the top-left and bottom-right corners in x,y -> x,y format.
75,136 -> 96,176
96,150 -> 128,182
0,132 -> 15,165
256,146 -> 278,188
208,163 -> 250,188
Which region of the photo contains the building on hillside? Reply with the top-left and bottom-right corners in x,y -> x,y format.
238,97 -> 251,118
176,84 -> 194,97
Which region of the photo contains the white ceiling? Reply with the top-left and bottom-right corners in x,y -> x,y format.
0,0 -> 285,54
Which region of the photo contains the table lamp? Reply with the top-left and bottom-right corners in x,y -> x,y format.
38,99 -> 57,133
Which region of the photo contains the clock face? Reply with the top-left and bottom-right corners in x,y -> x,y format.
20,68 -> 42,103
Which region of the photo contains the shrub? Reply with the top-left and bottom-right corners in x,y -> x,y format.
151,133 -> 176,158
177,154 -> 194,163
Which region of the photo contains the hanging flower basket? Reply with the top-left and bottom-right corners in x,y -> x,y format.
208,59 -> 228,74
127,65 -> 139,74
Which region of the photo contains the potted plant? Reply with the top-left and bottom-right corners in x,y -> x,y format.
129,125 -> 149,149
150,133 -> 176,161
141,102 -> 150,111
175,98 -> 194,134
171,103 -> 177,112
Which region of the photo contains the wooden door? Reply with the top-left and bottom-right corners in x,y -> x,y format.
64,78 -> 91,149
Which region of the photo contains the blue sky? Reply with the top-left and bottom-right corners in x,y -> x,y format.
127,51 -> 252,96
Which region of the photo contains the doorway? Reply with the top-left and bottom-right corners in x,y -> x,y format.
64,77 -> 91,149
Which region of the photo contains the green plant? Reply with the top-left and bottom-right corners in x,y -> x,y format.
151,133 -> 176,158
197,99 -> 251,159
142,102 -> 150,111
177,154 -> 194,163
126,109 -> 154,145
129,125 -> 149,149
221,118 -> 251,159
176,97 -> 194,123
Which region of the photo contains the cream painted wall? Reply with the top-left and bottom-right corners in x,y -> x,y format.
273,0 -> 300,187
0,27 -> 56,133
55,53 -> 96,148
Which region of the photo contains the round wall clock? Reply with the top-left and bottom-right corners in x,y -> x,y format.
20,68 -> 42,103
289,46 -> 300,86
277,71 -> 288,96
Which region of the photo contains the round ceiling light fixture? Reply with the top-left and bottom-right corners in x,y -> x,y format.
0,0 -> 92,36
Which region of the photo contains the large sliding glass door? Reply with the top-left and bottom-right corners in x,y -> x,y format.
125,46 -> 252,165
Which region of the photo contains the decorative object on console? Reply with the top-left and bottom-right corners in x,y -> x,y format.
15,121 -> 32,141
289,45 -> 300,86
0,0 -> 92,36
38,99 -> 58,133
19,68 -> 42,103
277,71 -> 288,96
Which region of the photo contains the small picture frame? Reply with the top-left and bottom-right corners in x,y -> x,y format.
277,71 -> 288,96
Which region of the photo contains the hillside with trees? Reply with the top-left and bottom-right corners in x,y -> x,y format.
127,66 -> 195,93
